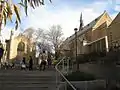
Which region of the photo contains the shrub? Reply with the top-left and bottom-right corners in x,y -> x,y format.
62,71 -> 96,81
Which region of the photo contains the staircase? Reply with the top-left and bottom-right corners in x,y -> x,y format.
0,69 -> 57,90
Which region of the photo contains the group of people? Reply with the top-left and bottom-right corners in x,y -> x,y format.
21,56 -> 33,70
20,51 -> 52,71
38,51 -> 52,71
0,48 -> 53,71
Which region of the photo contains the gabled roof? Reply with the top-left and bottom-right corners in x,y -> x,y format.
83,12 -> 103,30
108,12 -> 120,28
68,11 -> 106,41
77,11 -> 109,36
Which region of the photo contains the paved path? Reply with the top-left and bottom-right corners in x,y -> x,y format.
0,68 -> 57,90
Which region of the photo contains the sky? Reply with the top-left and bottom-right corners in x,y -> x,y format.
1,0 -> 120,40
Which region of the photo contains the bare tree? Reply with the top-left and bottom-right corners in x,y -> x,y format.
23,27 -> 35,38
33,28 -> 52,54
23,28 -> 46,42
23,26 -> 64,58
46,25 -> 64,59
33,28 -> 45,42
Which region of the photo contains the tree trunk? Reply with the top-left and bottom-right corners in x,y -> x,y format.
55,51 -> 58,60
0,2 -> 4,31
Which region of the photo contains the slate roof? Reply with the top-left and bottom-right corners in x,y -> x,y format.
68,11 -> 107,41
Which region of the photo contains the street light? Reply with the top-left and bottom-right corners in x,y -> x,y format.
74,28 -> 79,70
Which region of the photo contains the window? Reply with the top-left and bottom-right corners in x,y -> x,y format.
17,41 -> 25,51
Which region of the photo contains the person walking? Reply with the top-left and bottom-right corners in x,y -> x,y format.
29,56 -> 33,70
21,57 -> 26,70
47,52 -> 52,68
0,41 -> 4,64
38,53 -> 42,69
39,51 -> 47,71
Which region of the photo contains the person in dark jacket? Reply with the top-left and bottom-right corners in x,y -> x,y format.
0,42 -> 4,63
47,52 -> 52,68
29,56 -> 33,70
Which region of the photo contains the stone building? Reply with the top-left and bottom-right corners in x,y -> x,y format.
107,12 -> 120,50
4,31 -> 35,63
60,11 -> 112,58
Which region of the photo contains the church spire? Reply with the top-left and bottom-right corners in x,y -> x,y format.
79,12 -> 84,31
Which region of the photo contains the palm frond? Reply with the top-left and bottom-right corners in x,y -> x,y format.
13,4 -> 21,23
3,9 -> 7,26
18,2 -> 25,7
15,20 -> 18,30
24,0 -> 28,16
5,2 -> 12,22
0,0 -> 52,30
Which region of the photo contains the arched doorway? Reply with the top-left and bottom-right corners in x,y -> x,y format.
17,40 -> 25,61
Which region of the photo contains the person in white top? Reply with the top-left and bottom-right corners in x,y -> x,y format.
39,51 -> 47,71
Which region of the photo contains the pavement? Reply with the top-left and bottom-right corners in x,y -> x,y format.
0,67 -> 58,90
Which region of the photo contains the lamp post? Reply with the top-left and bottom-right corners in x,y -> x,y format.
74,28 -> 79,71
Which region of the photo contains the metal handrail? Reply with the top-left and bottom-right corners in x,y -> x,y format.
55,57 -> 77,90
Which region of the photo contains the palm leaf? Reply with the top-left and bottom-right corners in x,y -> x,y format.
33,0 -> 37,6
49,0 -> 52,3
21,0 -> 24,3
29,0 -> 35,9
36,0 -> 40,6
5,2 -> 12,22
18,2 -> 25,7
15,20 -> 18,30
13,4 -> 21,23
24,0 -> 28,16
3,10 -> 7,26
38,0 -> 42,5
7,12 -> 12,22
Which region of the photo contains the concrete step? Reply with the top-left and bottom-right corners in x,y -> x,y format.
0,83 -> 57,87
0,69 -> 58,90
0,87 -> 57,90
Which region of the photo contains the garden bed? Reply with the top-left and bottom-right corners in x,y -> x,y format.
62,71 -> 96,81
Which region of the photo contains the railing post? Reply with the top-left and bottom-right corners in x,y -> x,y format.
65,82 -> 67,90
55,57 -> 77,90
85,81 -> 87,90
56,69 -> 58,87
67,58 -> 69,74
62,59 -> 64,73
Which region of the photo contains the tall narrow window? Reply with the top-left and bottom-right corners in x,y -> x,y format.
17,41 -> 25,52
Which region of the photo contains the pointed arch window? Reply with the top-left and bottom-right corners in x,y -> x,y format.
17,41 -> 25,51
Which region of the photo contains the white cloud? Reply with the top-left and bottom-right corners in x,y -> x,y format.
115,5 -> 120,11
21,4 -> 105,38
111,13 -> 118,19
1,26 -> 11,40
116,0 -> 120,4
1,26 -> 21,41
2,0 -> 117,40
